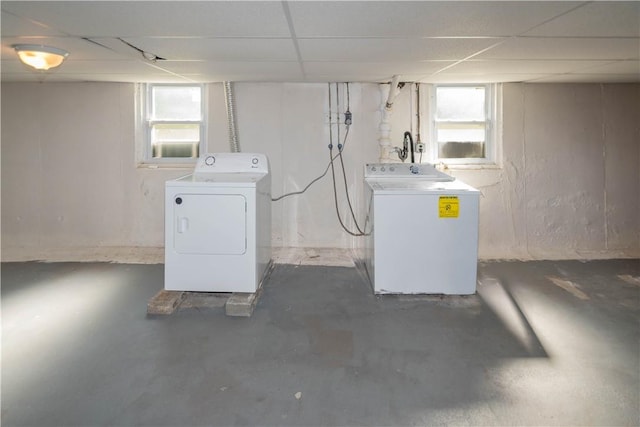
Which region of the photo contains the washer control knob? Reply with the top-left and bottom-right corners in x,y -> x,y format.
252,157 -> 259,165
390,166 -> 395,172
371,166 -> 377,171
410,165 -> 419,174
205,156 -> 215,166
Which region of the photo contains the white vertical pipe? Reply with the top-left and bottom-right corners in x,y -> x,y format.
378,75 -> 401,163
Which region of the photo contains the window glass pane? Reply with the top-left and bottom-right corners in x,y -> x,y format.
151,86 -> 201,121
151,123 -> 200,158
438,141 -> 485,158
436,123 -> 485,142
436,122 -> 485,159
436,86 -> 485,121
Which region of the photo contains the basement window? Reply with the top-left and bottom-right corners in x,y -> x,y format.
430,84 -> 499,165
138,83 -> 206,164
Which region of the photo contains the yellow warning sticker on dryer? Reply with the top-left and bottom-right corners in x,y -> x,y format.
439,196 -> 459,218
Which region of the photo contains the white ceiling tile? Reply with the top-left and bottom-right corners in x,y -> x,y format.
573,60 -> 640,75
530,73 -> 640,83
478,37 -> 640,60
419,73 -> 549,83
1,10 -> 66,37
289,1 -> 579,37
158,61 -> 304,80
298,38 -> 502,62
304,61 -> 454,77
0,72 -> 78,82
0,1 -> 291,37
445,59 -> 614,75
120,38 -> 298,62
60,74 -> 194,83
525,2 -> 640,37
179,73 -> 306,83
158,61 -> 301,74
299,74 -> 389,83
54,60 -> 162,75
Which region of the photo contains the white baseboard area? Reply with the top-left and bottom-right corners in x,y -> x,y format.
271,247 -> 355,267
1,246 -> 356,267
2,246 -> 165,264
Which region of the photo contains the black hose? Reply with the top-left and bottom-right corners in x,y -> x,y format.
404,131 -> 415,163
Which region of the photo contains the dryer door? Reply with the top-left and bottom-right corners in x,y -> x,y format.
172,194 -> 246,255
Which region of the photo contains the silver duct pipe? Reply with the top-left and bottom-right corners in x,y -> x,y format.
224,81 -> 240,153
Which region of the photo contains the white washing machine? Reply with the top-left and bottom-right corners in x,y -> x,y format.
164,153 -> 271,293
363,163 -> 480,295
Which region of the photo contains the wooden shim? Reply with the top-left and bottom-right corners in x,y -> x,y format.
147,290 -> 186,315
225,287 -> 262,317
180,292 -> 229,309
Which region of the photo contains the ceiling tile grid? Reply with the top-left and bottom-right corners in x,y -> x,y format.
1,1 -> 638,83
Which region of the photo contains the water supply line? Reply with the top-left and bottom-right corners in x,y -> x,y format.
224,81 -> 240,152
378,75 -> 403,163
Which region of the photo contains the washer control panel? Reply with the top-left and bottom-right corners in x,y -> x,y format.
365,163 -> 454,181
195,153 -> 269,175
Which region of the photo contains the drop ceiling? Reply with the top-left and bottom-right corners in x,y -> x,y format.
1,1 -> 638,83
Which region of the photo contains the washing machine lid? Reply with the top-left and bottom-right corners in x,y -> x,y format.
367,179 -> 479,195
168,172 -> 267,187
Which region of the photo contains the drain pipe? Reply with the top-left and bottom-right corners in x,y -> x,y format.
224,81 -> 240,152
378,75 -> 402,163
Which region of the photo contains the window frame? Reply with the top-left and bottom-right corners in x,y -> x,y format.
427,83 -> 500,166
137,83 -> 207,165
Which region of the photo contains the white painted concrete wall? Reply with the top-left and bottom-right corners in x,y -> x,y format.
2,82 -> 638,261
459,83 -> 640,259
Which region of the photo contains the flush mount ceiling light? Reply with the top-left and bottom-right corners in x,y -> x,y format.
13,44 -> 69,70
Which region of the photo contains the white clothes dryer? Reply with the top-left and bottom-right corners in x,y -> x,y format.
164,153 -> 271,293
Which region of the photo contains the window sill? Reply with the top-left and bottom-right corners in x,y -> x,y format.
137,162 -> 195,170
437,162 -> 501,171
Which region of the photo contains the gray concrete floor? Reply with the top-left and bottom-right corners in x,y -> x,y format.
2,259 -> 639,426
